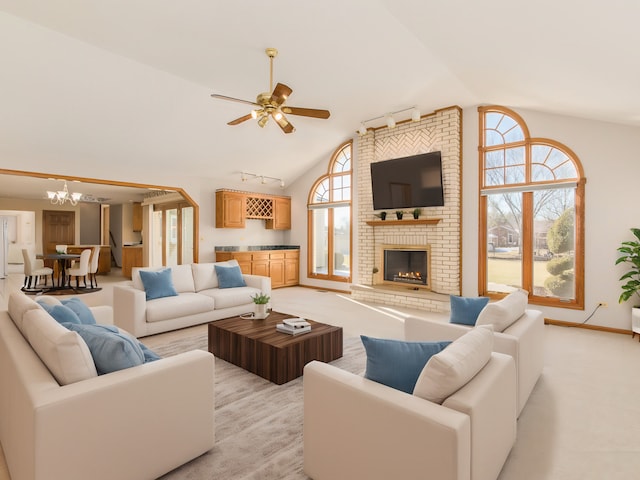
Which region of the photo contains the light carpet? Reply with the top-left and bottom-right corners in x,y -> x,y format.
154,333 -> 366,480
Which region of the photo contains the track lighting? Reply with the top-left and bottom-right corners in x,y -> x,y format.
240,172 -> 285,189
358,106 -> 421,135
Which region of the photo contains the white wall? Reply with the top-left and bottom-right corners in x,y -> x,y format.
462,106 -> 640,330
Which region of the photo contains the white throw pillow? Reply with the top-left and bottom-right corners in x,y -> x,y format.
22,309 -> 98,385
475,289 -> 528,332
413,325 -> 494,404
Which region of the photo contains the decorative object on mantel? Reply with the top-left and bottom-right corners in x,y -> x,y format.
412,208 -> 422,219
251,292 -> 271,319
374,211 -> 387,221
395,210 -> 404,220
615,227 -> 640,339
366,218 -> 442,226
358,106 -> 421,135
241,172 -> 285,189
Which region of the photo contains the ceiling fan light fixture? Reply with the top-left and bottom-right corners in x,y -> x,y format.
251,110 -> 258,119
273,110 -> 283,121
257,114 -> 269,128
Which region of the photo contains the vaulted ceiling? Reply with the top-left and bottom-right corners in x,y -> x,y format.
1,0 -> 638,200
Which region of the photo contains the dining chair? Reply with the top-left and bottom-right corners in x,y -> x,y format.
21,248 -> 54,291
89,245 -> 100,288
66,249 -> 92,288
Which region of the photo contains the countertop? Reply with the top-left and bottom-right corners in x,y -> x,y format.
215,245 -> 300,252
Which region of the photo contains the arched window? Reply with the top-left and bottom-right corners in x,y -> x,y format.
308,141 -> 352,282
479,106 -> 585,309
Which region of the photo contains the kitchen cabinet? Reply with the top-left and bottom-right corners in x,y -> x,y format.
215,190 -> 246,228
132,202 -> 143,232
215,189 -> 291,230
122,246 -> 143,279
215,249 -> 299,288
265,196 -> 291,230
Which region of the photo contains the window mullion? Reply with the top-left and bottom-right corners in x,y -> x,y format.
522,192 -> 534,296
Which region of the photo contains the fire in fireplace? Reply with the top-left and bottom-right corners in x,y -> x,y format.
381,245 -> 430,289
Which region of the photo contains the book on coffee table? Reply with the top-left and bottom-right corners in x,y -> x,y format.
276,323 -> 311,335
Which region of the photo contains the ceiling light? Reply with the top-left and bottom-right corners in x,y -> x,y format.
358,123 -> 368,135
251,110 -> 258,119
411,107 -> 421,122
386,115 -> 396,129
47,180 -> 82,206
274,110 -> 283,121
257,114 -> 269,128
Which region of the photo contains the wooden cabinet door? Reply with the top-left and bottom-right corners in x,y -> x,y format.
251,252 -> 270,277
270,255 -> 285,288
216,191 -> 246,228
266,197 -> 291,230
284,251 -> 299,286
132,203 -> 143,232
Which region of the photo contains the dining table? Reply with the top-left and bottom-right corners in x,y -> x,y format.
40,253 -> 81,289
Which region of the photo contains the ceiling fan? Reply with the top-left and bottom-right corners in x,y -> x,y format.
210,48 -> 330,134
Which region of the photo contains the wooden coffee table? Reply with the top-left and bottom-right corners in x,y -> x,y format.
208,311 -> 343,385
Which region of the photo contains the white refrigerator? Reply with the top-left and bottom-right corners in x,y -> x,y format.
0,217 -> 7,279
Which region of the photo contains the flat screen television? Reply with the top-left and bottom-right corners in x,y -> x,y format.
370,151 -> 444,210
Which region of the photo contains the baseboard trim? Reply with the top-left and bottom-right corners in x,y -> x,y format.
544,318 -> 631,336
297,283 -> 352,295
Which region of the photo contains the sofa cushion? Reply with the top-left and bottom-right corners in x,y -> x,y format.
61,298 -> 97,325
37,301 -> 83,325
63,323 -> 145,375
476,289 -> 528,332
215,264 -> 247,289
8,291 -> 41,334
21,308 -> 98,385
192,260 -> 240,291
361,336 -> 451,394
132,264 -> 195,293
413,325 -> 494,404
145,292 -> 215,323
201,286 -> 260,310
449,295 -> 489,326
139,268 -> 179,300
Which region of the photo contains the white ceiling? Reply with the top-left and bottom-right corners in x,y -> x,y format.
1,0 -> 638,202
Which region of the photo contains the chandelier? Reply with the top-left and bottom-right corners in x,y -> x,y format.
47,181 -> 82,206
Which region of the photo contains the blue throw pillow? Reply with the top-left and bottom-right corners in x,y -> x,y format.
62,323 -> 145,375
361,335 -> 451,394
139,268 -> 178,300
449,295 -> 490,326
61,297 -> 97,325
214,264 -> 247,289
37,301 -> 82,325
139,342 -> 162,362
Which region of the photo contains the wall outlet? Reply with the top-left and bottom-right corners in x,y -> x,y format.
599,302 -> 608,308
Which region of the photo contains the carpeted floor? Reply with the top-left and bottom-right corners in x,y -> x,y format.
154,332 -> 366,480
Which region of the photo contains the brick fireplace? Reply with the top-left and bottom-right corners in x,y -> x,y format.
352,106 -> 462,312
378,244 -> 431,289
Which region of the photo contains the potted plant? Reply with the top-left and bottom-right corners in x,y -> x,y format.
412,208 -> 422,219
395,210 -> 404,220
251,292 -> 271,319
615,228 -> 640,338
374,211 -> 387,221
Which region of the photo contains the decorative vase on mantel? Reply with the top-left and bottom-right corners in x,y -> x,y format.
395,211 -> 404,220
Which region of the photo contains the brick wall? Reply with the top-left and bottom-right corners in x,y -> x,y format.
353,106 -> 462,312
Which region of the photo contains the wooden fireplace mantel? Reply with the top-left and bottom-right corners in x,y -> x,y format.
366,218 -> 442,226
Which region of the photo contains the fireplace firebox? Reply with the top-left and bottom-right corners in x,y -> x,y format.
380,245 -> 430,289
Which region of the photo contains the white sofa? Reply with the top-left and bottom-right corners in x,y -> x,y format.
0,292 -> 215,480
304,331 -> 517,480
113,261 -> 271,337
404,295 -> 544,416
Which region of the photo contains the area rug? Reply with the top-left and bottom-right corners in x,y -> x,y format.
154,333 -> 366,480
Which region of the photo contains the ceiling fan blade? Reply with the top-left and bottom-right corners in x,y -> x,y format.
210,93 -> 260,107
281,106 -> 331,119
227,113 -> 254,126
273,112 -> 295,134
270,83 -> 293,106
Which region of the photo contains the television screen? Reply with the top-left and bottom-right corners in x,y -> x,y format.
370,151 -> 444,210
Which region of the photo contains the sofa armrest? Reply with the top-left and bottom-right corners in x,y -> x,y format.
34,350 -> 215,480
243,274 -> 271,296
89,305 -> 113,325
112,284 -> 148,337
303,361 -> 471,480
444,352 -> 517,480
405,314 -> 469,342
